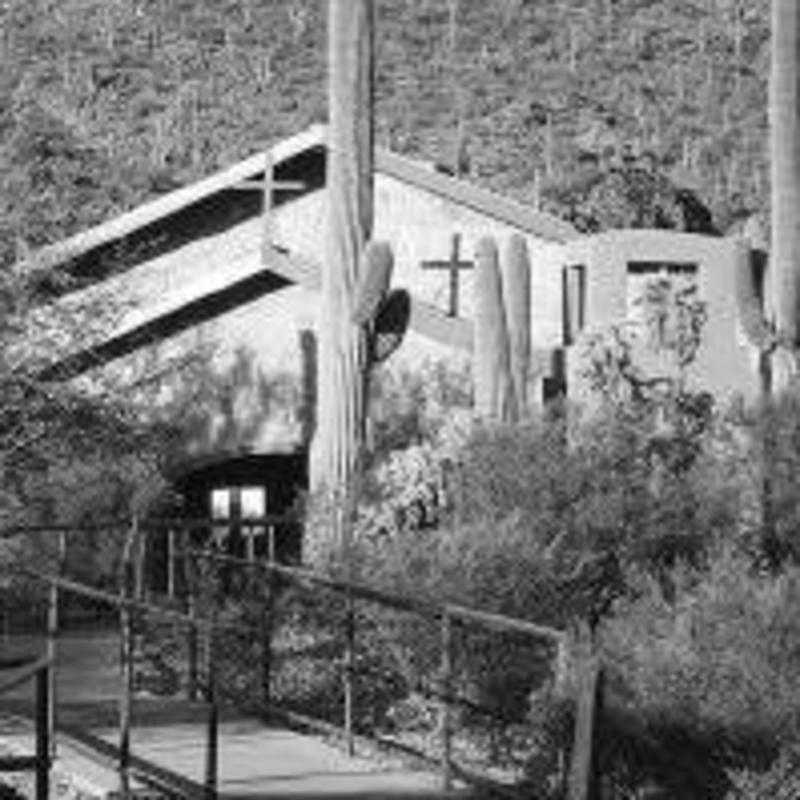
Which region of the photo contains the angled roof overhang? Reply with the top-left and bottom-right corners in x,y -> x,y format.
19,124 -> 576,281
35,239 -> 473,382
20,125 -> 329,278
20,124 -> 576,382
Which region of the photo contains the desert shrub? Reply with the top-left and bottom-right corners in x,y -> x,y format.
305,317 -> 800,782
367,358 -> 472,457
354,407 -> 472,544
312,393 -> 745,750
725,743 -> 800,800
328,492 -> 579,738
596,549 -> 800,798
756,389 -> 800,568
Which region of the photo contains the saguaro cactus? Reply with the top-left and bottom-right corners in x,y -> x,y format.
473,236 -> 514,421
769,0 -> 800,346
311,0 -> 374,499
502,234 -> 532,418
352,240 -> 394,326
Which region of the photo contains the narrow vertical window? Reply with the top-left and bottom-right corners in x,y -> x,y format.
210,488 -> 231,547
241,486 -> 267,559
562,264 -> 585,345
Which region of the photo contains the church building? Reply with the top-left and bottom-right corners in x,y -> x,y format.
17,124 -> 770,559
17,124 -> 575,555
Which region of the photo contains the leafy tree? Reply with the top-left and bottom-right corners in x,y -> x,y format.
551,156 -> 717,234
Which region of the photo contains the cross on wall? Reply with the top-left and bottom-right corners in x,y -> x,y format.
230,151 -> 307,263
421,233 -> 474,318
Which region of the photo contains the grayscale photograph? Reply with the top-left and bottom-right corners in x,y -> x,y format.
0,1 -> 794,798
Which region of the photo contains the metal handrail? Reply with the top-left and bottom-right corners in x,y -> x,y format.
0,513 -> 300,539
0,656 -> 52,800
0,656 -> 51,696
6,520 -> 572,799
180,545 -> 566,643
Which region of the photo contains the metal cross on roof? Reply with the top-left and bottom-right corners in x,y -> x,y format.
230,151 -> 308,266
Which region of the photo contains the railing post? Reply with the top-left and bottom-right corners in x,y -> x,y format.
267,524 -> 276,564
134,519 -> 146,600
46,530 -> 66,760
568,619 -> 600,800
119,592 -> 133,796
260,559 -> 274,712
204,623 -> 218,800
202,616 -> 212,706
187,595 -> 199,702
245,528 -> 255,565
118,518 -> 136,797
132,518 -> 146,693
185,530 -> 199,702
439,608 -> 453,791
343,587 -> 355,757
35,663 -> 50,800
167,528 -> 175,600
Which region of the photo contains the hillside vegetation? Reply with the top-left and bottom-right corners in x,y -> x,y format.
0,0 -> 771,274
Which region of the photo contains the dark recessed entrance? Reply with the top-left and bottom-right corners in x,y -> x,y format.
174,452 -> 307,566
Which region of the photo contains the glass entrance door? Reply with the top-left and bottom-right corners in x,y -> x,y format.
210,485 -> 267,557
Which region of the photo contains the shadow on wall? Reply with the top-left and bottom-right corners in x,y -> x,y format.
164,330 -> 318,464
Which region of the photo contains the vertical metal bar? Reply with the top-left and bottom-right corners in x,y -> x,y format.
343,588 -> 355,757
133,519 -> 145,599
118,567 -> 132,796
35,664 -> 50,800
187,593 -> 198,702
167,528 -> 175,600
245,529 -> 255,564
132,518 -> 145,697
202,618 -> 212,702
46,531 -> 66,760
439,609 -> 453,791
568,620 -> 599,800
267,525 -> 276,564
204,624 -> 218,800
260,572 -> 273,711
185,529 -> 198,702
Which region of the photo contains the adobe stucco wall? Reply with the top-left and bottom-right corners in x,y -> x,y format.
274,171 -> 567,360
58,173 -> 568,459
43,207 -> 767,465
563,230 -> 763,408
372,173 -> 557,325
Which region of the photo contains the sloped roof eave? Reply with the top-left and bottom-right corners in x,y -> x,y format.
17,125 -> 576,277
375,149 -> 577,243
18,124 -> 329,277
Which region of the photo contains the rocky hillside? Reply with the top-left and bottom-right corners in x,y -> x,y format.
0,0 -> 771,273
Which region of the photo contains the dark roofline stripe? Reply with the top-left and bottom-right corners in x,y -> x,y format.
38,270 -> 291,381
20,126 -> 328,275
21,126 -> 575,277
38,245 -> 477,380
37,245 -> 317,380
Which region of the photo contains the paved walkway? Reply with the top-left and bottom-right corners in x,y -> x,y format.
1,711 -> 463,798
1,632 -> 469,799
0,713 -> 125,798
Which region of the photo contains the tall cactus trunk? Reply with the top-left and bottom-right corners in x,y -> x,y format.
502,234 -> 532,419
473,237 -> 514,421
310,0 -> 374,541
352,240 -> 394,327
769,0 -> 800,347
